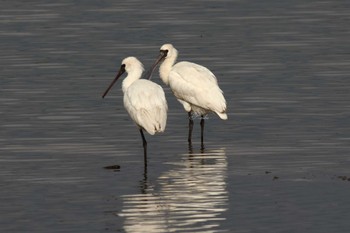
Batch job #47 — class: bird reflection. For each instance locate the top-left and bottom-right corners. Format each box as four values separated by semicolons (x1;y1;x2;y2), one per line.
119;148;228;233
139;161;148;195
188;140;206;154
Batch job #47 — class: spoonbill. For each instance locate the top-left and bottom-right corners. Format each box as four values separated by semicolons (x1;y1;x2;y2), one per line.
146;44;227;149
102;57;168;162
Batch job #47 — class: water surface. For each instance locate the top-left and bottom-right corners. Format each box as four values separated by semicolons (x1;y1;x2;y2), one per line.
1;0;350;232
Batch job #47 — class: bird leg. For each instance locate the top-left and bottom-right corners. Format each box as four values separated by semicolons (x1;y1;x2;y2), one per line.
139;129;147;165
200;115;205;150
187;112;194;143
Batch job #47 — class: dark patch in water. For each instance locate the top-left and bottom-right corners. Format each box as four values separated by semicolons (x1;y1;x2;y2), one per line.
337;175;350;181
104;165;121;171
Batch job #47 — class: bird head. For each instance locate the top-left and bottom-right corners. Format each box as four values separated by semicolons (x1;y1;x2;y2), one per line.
102;57;144;98
142;44;177;81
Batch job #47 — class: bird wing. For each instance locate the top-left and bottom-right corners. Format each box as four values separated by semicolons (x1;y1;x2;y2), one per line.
175;61;218;85
169;62;226;114
124;80;168;134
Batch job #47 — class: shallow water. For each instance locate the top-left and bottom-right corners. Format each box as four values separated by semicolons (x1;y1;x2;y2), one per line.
1;0;350;232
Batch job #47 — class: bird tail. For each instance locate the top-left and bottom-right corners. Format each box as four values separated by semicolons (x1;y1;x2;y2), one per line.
216;111;228;120
138;107;167;135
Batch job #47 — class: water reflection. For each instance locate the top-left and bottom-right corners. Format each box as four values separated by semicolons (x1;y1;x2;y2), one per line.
119;148;228;233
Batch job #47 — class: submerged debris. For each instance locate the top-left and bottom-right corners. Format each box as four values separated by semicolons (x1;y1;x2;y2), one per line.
337;175;350;181
104;164;121;172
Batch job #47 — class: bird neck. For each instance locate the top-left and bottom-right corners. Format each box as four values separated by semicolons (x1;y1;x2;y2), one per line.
159;48;178;86
122;70;142;93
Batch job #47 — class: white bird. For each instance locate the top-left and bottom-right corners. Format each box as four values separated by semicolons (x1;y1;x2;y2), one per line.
146;44;227;149
102;57;168;161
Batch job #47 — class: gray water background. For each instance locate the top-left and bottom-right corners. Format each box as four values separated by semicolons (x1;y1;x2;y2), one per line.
1;0;350;232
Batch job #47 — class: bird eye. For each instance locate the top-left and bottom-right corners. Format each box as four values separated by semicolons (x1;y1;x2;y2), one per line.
160;49;168;56
120;64;126;71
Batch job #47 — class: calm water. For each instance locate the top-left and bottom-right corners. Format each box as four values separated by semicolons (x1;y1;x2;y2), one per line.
1;0;350;232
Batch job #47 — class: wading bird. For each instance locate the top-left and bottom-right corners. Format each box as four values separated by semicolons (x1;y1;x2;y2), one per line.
102;57;168;163
146;44;227;149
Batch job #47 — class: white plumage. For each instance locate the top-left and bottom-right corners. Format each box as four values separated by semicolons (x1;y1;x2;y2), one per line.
102;57;168;159
148;44;227;148
167;61;227;119
123;79;167;135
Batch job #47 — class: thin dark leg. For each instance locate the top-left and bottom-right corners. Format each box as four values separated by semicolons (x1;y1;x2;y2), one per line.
188;112;194;143
139;129;147;165
200;115;205;150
